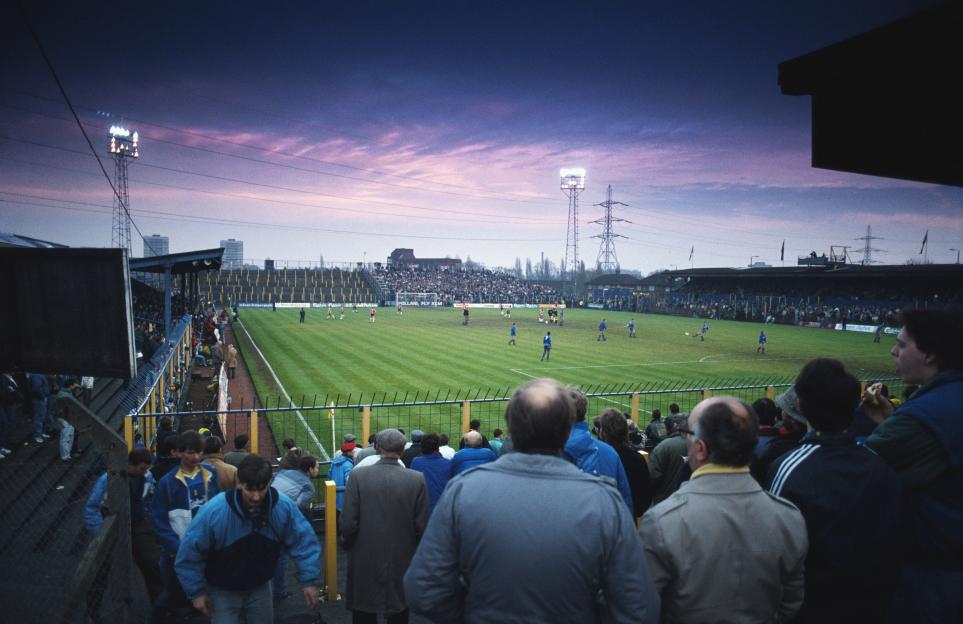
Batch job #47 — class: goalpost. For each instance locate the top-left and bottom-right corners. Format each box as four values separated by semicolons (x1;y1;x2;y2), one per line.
396;292;441;306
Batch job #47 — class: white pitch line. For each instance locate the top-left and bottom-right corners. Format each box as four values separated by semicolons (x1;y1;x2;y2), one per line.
513;355;799;373
236;320;331;461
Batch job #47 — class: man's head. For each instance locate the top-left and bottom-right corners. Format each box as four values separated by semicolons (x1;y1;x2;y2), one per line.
410;430;425;444
469;419;481;431
751;398;780;427
893;309;963;384
463;430;483;448
598;408;629;447
505;378;575;453
651;409;662;421
666;414;687;435
376;428;406;458
794;358;860;432
282;438;297;451
567;386;588;422
127;448;152;478
177;431;204;471
439;433;450;447
233;434;249;451
492;428;503;439
685;397;758;471
203;435;224;456
421;433;441;455
236;454;273;509
157;434;178;459
669;403;680;415
297;453;319;477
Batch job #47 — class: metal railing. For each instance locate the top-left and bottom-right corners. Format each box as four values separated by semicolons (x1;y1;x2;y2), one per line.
130;374;904;467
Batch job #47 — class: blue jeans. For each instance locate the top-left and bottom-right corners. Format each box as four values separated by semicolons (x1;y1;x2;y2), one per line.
156;549;186;611
31;397;49;439
208;581;273;624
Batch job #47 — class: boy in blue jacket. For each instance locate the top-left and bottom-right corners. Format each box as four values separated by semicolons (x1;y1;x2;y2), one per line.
176;453;321;622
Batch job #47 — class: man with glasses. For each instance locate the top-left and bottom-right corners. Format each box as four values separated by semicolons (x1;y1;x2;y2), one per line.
640;397;808;623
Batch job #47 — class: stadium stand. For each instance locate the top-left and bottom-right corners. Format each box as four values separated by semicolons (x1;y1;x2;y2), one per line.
372;266;562;304
202;267;379;305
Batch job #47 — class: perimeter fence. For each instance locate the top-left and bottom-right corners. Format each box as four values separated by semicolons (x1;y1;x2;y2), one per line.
134;373;904;482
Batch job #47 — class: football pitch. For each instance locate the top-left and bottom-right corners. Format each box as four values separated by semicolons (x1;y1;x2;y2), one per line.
232;306;898;459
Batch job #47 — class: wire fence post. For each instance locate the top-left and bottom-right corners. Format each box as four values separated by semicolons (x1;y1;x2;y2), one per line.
362;405;371;446
630;393;640;423
323;480;339;602
461;401;471;437
250;410;259;455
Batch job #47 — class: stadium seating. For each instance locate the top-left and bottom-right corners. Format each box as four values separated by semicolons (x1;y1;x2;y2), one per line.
202;268;378;305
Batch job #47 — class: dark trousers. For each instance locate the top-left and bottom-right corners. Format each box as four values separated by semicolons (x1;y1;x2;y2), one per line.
352;609;409;624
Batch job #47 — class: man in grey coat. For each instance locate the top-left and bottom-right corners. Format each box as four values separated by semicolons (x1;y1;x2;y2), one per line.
640;397;808;623
404;378;660;624
341;428;429;624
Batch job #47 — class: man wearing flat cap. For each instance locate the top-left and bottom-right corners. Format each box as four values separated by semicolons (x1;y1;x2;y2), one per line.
342;428;428;624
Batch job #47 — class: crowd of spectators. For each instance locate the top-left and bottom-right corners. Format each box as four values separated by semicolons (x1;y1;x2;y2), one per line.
371;267;561;304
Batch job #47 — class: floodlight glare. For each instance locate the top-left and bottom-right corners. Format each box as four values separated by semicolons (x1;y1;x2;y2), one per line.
108;126;139;158
560;167;586;190
109;126;131;137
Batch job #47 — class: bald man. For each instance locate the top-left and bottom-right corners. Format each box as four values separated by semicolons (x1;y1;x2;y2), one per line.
449;430;496;476
640;397;808;624
405;378;659;623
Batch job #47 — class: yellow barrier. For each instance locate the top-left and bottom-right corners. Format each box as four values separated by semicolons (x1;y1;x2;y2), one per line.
361;405;371;447
462;401;471;435
630;393;640;422
323;480;339;601
250;411;259;454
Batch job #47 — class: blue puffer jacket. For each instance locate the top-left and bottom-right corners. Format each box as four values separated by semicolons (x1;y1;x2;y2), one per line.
175;487;321;598
564;422;633;512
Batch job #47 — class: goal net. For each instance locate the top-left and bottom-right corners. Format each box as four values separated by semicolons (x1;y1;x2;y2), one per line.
397;292;441;306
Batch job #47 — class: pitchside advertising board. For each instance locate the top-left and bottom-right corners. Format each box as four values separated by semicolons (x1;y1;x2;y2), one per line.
0;247;137;379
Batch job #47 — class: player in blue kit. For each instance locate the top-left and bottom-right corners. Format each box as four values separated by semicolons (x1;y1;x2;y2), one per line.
757;329;767;353
540;331;551;361
508;323;517;346
597;318;607;341
627;319;636;338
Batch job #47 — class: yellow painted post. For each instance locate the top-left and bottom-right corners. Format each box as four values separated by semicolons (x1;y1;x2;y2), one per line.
702;389;712;400
250;411;259;455
630;393;640;423
362;405;371;447
323;480;339;601
766;386;776;400
124;416;134;451
462;401;471;437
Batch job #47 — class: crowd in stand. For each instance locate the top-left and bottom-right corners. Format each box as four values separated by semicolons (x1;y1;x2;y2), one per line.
66;306;962;622
648;292;908;326
371;266;561;304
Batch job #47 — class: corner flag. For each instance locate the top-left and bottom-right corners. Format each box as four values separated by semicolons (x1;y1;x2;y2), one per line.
920;230;928;254
780;240;785;261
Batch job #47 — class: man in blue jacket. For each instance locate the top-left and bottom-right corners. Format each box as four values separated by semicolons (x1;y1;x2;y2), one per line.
176;453;321;622
563;387;633;512
861;309;963;622
152;431;219;616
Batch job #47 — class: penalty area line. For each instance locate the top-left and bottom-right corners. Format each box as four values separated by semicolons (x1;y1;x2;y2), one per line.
236;319;331;462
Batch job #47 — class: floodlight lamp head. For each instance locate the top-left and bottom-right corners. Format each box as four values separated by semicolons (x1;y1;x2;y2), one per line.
560;167;586;190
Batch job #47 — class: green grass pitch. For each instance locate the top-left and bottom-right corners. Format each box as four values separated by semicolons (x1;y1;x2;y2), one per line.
232;306;897;460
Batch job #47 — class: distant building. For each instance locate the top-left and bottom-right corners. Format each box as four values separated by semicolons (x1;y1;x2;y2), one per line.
387;248;462;270
220;238;243;269
143;234;169;258
264;258;275;271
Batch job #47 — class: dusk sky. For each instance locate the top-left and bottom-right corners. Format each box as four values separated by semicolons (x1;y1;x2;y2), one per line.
2;0;960;273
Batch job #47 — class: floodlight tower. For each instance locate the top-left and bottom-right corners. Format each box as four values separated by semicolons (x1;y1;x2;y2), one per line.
108;125;139;256
591;185;630;272
560;167;586;296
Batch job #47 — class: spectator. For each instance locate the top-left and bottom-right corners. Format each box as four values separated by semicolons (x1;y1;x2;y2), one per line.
752;397;780;458
271;450;320;602
862;309;963;622
437;433;456;459
353;434;378;463
598;409;653;519
152;431;220;618
176;454;320;621
223;434;250;467
225;344;238;380
457;419;493;451
647;414;690;505
151;434;181;482
341;428;429;624
410;433;452;514
767;358;901;623
489;428;504;456
0;372;21;458
401;430;424;467
202;435;238;492
450;431;496;476
750;387;807;483
27;372;52;444
641;397;808;623
84;448;162;605
327;445;354;512
643;409;667;450
336;433;358;458
404;378;660;623
562;387;633;512
155;416;176;453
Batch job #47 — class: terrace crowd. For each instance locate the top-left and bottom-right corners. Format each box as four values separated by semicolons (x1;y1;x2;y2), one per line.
371;266;561;304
